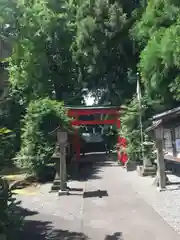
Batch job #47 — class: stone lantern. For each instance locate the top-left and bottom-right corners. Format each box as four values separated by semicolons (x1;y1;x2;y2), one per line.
51;143;61;191
50;126;68;195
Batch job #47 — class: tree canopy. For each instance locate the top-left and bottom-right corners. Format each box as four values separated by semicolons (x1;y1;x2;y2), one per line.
1;0;179;109
7;0;81;105
73;0;140;104
1;0;143;106
133;0;180;108
0;0;180;173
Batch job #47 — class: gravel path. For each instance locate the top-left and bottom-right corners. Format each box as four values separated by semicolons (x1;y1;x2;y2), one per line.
120;168;180;234
16;154;180;239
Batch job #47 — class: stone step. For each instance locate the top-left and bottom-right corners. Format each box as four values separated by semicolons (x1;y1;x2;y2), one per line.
137;165;156;176
53;180;60;186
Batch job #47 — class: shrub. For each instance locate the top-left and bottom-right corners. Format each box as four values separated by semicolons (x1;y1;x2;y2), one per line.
16;98;69;177
120;97;143;162
0;177;22;239
0;128;15;169
120;96;158;163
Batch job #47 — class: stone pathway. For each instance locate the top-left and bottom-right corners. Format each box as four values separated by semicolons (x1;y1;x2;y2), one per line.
17;154;180;239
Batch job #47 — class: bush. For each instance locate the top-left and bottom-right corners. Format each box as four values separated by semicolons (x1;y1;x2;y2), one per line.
0;97;24;169
120;97;143;162
0;128;16;169
120;96;159;164
16;98;69;178
0;177;22;239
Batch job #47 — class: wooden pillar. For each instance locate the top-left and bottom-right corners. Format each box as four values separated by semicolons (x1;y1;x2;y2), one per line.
74;114;80;161
171;127;177;157
76;128;80;161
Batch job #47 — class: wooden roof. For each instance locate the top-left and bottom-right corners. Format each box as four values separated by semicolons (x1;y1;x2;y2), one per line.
152;106;180;121
147;106;180;133
146;120;162;132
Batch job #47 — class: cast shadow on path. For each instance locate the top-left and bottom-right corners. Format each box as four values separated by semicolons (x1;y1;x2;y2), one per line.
105;232;123;240
17;207;88;240
20;220;88;240
21;219;123;240
18;207;123;240
70;153;115;182
83;189;108;198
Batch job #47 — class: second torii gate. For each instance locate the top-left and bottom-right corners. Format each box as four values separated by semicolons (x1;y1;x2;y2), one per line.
67;106;128;164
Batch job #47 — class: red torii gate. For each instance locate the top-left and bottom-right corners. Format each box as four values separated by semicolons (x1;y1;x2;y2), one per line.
67;106;128;164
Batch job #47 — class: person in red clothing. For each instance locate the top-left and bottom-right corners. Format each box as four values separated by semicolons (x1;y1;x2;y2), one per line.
117;137;128;164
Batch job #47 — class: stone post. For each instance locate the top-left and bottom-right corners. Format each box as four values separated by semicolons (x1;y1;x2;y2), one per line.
51;144;61;191
154;126;166;191
60;143;67;191
57;129;68;196
156;139;166;190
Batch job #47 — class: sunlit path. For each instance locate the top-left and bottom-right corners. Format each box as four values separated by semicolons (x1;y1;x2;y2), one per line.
17;154;180;240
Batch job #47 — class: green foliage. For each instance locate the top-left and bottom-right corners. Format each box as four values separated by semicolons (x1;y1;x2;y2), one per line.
0;128;15;168
5;0;83;106
73;0;140;104
132;0;180;47
1;0;142;108
139;16;180;105
120;95;159;162
0;178;22;239
132;0;180;108
0;0;84;176
0;95;25;170
2;0;180;176
120;97;143;161
16;98;69;177
0;128;11;135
